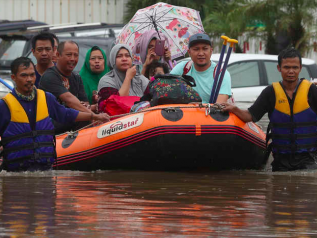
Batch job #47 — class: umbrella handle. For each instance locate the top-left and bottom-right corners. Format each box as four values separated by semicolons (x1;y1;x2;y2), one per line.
209;35;229;104
211;39;238;104
0;78;13;91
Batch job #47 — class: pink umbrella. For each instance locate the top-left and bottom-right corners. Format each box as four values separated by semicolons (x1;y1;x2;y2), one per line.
116;2;205;65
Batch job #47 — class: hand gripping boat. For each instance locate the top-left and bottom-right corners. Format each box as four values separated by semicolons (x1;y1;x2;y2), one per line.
54;104;268;171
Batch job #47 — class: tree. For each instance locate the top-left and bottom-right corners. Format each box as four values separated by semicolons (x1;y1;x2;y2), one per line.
203;0;317;56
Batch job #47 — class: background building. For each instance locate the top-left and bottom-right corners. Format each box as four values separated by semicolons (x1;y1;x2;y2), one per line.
0;0;128;24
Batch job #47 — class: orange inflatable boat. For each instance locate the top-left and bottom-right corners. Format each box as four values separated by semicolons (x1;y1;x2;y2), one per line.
54;104;268;171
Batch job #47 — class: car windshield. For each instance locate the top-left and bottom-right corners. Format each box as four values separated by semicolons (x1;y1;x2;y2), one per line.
0;39;27;68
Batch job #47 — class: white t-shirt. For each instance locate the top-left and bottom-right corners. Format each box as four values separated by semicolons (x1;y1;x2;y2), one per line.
170;60;232;103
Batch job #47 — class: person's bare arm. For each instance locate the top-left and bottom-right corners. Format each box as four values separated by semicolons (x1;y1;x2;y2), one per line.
75;111;110;122
221;102;253;122
216;94;229;103
118;66;136;96
59;92;91;113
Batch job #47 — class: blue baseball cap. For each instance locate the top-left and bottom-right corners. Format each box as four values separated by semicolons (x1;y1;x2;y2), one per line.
188;33;212;48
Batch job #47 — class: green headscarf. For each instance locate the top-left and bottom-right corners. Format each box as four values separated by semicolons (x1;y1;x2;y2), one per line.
79;46;109;104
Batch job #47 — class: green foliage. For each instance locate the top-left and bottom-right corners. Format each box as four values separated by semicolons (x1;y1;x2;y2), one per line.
203;0;317;55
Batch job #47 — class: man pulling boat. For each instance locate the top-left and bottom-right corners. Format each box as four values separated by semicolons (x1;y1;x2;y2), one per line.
0;57;110;172
222;48;317;171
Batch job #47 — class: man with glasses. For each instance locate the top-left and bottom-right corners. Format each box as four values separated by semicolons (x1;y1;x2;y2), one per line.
31;31;55;87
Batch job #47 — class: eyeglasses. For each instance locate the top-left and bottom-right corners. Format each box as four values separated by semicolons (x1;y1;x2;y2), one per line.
90;57;104;61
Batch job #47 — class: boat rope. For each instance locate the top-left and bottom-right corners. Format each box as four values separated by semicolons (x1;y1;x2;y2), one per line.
56;103;225;137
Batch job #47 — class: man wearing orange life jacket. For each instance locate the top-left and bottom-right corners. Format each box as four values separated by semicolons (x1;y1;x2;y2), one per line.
221;48;317;171
0;57;110;172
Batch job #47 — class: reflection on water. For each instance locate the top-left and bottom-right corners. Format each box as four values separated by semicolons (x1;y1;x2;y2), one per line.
1;101;313;237
1;170;317;237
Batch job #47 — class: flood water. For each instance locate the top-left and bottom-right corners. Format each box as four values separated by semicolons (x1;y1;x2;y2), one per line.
1;105;317;237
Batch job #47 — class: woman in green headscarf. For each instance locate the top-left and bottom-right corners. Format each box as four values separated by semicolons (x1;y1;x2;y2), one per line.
79;46;109;105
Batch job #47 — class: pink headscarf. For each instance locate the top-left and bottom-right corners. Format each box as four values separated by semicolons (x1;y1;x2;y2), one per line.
133;29;170;64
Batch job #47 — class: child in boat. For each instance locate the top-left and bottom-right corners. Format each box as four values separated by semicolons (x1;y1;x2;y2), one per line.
144;61;170;80
131;61;170;112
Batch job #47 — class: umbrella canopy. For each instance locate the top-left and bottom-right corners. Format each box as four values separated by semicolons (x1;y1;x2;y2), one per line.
116;2;205;63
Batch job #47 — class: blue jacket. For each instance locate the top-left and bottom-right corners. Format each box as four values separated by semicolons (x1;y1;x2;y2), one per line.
1;89;56;171
269;79;317;154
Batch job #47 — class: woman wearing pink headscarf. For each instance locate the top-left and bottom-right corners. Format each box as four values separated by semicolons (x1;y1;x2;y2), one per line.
133;29;172;76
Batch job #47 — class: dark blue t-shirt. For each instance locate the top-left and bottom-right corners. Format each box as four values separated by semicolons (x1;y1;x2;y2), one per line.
0;89;79;135
34;63;56;88
34;67;42;88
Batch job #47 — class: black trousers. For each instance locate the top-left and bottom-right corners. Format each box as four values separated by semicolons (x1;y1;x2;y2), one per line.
272;151;317;171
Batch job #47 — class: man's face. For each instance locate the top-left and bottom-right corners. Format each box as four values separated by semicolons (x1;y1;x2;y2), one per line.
11;64;35;95
188;43;213;68
32;39;53;65
277;57;302;83
57;42;79;74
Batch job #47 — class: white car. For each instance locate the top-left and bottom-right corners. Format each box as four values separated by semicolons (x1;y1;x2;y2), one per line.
179;53;317;102
0;78;13;98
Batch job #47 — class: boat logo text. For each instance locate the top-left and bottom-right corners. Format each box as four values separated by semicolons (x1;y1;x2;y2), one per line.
97;114;144;138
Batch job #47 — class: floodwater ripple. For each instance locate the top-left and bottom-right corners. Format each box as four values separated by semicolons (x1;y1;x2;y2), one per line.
0;170;317;237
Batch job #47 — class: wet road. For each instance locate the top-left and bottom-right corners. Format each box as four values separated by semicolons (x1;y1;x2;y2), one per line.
1;105;317;237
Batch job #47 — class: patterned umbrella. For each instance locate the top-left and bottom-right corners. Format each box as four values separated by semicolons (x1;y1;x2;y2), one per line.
116;2;205;63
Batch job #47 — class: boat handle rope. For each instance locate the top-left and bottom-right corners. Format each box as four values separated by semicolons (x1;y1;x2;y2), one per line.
57;103;225;137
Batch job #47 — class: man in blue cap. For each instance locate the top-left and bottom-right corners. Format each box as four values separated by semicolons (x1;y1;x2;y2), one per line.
170;33;232;103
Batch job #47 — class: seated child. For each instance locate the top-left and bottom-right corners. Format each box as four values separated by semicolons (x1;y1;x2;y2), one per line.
144;61;170;80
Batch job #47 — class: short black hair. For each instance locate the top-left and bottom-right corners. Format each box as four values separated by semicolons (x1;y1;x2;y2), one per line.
57;40;79;54
144;61;169;79
278;47;302;67
11;57;35;75
50;32;59;45
31;31;54;49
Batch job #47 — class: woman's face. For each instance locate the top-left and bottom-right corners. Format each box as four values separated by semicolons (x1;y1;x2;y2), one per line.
89;50;105;74
148;39;160;61
115;48;132;72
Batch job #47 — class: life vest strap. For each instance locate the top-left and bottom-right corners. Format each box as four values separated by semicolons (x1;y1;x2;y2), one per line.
271;121;317;128
272;132;317;140
3;142;55;154
273;142;317;150
1;130;55;146
3;152;55;165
